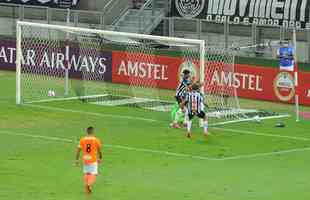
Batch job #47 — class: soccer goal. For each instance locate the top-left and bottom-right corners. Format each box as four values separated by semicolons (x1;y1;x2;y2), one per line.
16;21;260;124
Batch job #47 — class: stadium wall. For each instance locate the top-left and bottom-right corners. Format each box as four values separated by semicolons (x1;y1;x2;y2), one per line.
0;39;309;106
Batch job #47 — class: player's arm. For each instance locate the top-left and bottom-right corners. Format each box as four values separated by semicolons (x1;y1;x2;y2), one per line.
97;140;103;164
75;144;81;166
202;95;209;108
97;148;103;164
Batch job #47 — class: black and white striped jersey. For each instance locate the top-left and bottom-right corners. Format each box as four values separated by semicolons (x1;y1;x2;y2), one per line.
175;78;191;98
185;91;204;114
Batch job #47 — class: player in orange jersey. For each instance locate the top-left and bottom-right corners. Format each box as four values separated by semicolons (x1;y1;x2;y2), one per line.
75;126;102;194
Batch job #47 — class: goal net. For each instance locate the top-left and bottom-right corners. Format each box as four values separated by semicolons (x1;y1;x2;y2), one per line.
16;21;251;124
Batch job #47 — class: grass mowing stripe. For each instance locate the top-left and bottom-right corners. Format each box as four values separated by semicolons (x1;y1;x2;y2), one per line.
0;130;218;161
0;130;74;143
214;127;310;141
1;130;310;161
25;104;161;123
219;147;310;160
26;104;310;142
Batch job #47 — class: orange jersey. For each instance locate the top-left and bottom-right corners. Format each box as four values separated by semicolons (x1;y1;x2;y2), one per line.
79;136;102;164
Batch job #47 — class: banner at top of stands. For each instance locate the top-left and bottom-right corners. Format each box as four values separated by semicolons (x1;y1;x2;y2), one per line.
171;0;310;29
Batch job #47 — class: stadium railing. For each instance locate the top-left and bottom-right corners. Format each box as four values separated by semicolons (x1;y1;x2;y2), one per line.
0;2;310;62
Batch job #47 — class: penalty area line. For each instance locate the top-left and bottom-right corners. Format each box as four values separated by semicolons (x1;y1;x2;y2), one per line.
213;127;310;141
1;130;310;161
23;104;310;142
219;147;310;160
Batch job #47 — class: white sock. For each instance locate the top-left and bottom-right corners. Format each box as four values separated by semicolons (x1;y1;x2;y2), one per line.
203;121;208;134
187;120;192;133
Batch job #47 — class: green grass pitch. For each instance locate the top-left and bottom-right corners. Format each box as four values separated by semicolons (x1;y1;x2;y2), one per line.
1;70;310;200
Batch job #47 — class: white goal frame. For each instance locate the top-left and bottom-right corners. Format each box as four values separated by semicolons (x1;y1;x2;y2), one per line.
16;21;206;105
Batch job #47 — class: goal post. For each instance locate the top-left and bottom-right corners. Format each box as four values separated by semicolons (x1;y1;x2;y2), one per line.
16;20;206;104
16;21;22;105
292;29;300;122
16;21;257;125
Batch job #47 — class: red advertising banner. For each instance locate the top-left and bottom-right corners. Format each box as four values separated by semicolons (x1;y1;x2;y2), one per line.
232;65;294;103
112;51;183;90
299;71;310;106
111;50;310;106
1;38;309;106
232;64;310;106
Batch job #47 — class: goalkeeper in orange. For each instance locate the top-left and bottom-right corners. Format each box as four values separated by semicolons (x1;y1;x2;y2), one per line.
75;126;102;194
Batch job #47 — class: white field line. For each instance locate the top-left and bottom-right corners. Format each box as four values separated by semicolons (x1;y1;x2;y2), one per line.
26;94;110;104
1;130;310;161
219;147;310;160
0;130;218;161
214;127;310;141
211;114;290;126
24;104;310;142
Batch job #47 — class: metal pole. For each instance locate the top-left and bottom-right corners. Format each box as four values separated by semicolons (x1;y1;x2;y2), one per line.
64;8;70;96
198;19;202;39
293;29;300;122
16;22;22;104
19;5;24;21
46;7;51;24
169;17;174;37
251;24;257;46
307;29;310;62
199;39;206;127
100;13;104;30
152;0;155;16
74;11;78;27
16;5;24;37
224;19;229;49
163;17;168;36
196;19;201;39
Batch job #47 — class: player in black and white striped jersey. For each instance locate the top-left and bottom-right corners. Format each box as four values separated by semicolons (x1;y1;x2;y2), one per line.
175;70;191;103
182;83;208;138
170;69;192;129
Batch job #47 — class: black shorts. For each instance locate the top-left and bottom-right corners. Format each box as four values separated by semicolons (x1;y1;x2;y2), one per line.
188;111;206;120
175;96;184;104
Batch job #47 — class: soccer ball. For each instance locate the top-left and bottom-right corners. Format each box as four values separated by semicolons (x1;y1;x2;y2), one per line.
215;111;221;119
48;90;56;97
253;115;261;123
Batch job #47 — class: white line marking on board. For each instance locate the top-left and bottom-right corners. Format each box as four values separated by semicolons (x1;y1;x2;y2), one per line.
24;104;310;142
25;104;160;123
1;130;310;161
214;127;310;141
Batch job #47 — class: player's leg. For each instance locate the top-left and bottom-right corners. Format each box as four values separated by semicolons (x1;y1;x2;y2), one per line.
183;107;189;127
83;173;92;194
186;113;194;138
83;163;98;194
170;102;181;128
88;174;97;186
198;111;208;136
171;97;183;128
